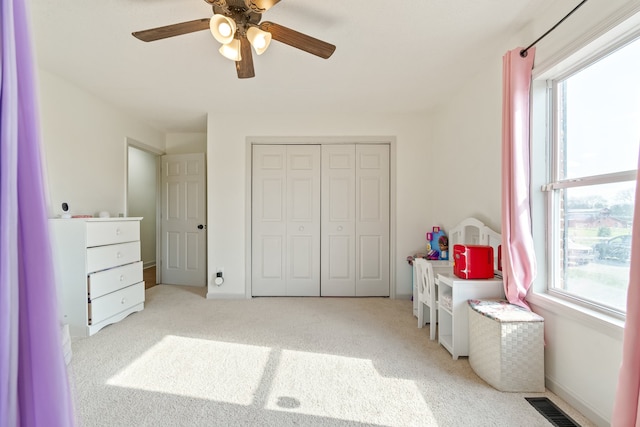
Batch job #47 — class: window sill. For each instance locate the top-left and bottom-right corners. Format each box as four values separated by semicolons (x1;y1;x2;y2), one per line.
527;292;624;340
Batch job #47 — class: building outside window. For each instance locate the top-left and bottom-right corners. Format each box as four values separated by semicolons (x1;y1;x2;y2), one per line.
544;35;639;316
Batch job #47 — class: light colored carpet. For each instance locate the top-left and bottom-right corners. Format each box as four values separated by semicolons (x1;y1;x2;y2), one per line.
68;285;595;426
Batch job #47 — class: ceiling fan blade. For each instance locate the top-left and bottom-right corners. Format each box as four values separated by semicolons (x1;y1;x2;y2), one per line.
132;18;211;42
236;36;255;79
244;0;281;13
259;21;335;59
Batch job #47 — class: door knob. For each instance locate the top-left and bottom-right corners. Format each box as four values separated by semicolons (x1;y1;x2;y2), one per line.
197;224;205;230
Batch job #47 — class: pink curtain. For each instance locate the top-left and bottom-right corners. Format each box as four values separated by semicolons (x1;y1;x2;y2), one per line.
501;47;537;309
1;0;76;425
612;156;640;426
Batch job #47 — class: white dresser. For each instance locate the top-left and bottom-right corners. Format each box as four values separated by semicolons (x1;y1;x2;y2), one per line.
49;218;145;337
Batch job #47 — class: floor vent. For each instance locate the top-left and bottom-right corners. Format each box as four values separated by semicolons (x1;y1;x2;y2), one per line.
525;397;581;427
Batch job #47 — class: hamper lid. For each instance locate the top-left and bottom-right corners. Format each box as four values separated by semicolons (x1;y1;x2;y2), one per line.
468;299;544;323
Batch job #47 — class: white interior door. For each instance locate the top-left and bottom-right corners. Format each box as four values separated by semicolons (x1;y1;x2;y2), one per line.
355;145;390;296
161;153;207;286
321;145;356;296
252;145;320;296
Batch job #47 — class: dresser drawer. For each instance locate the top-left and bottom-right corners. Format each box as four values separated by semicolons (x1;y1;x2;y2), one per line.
86;241;141;273
89;282;145;326
88;261;143;299
86;221;140;247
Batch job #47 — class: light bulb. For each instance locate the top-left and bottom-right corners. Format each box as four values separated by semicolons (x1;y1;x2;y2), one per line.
246;27;272;55
253;35;266;49
218;22;232;38
210;14;236;44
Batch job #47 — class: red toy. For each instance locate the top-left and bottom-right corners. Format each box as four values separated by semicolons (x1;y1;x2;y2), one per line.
453;244;494;279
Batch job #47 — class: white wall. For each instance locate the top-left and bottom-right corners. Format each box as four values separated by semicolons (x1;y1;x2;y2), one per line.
127;146;157;267
38;70;164;218
429;58;504;234
166;132;206;154
426;1;640;425
206;112;435;299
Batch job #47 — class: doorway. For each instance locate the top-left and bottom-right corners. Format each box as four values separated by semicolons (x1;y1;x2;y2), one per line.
126;140;162;288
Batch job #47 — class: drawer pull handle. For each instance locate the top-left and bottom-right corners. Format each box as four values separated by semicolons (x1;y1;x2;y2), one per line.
119;275;125;282
121;298;126;304
117;252;123;258
116;228;121;235
338;226;343;231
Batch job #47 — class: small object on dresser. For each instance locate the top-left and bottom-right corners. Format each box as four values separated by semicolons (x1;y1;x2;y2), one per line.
61;202;71;219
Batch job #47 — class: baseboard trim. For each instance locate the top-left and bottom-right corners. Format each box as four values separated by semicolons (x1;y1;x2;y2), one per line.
545;375;609;427
206;292;247;300
143;261;156;269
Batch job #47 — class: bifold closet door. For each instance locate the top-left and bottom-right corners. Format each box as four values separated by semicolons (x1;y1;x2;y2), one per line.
251;145;320;296
321;145;356;296
321;144;390;296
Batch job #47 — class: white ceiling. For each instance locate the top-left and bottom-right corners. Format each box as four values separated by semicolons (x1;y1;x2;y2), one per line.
28;0;555;133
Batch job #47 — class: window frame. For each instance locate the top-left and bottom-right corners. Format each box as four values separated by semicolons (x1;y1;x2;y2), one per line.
543;39;638;318
529;12;640;330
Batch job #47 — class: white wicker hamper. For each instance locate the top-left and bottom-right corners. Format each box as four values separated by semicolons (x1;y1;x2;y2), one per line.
467;299;545;392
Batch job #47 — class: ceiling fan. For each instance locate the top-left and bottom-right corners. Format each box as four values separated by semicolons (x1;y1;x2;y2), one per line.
132;0;336;79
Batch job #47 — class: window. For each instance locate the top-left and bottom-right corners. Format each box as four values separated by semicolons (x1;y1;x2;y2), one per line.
544;36;639;316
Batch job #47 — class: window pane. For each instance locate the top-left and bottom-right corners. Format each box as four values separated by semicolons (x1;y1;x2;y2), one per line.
554;181;635;313
559;38;640;179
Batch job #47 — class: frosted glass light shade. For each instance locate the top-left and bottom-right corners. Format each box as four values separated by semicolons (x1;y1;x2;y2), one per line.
210;14;237;44
246;27;272;55
219;38;242;61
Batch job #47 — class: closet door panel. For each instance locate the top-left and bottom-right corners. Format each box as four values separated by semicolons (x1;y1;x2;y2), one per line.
286;145;320;296
355;145;390;296
321;145;356;296
252;146;287;296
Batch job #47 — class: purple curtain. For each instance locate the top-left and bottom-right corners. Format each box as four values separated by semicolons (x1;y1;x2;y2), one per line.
501;47;537;309
1;0;76;425
612;156;640;426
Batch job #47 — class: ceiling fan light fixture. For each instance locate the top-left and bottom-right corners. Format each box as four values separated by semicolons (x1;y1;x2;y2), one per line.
219;38;242;61
210;14;237;44
246;26;272;55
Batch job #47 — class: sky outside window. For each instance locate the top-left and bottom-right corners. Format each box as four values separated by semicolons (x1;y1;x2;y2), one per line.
564;37;640;179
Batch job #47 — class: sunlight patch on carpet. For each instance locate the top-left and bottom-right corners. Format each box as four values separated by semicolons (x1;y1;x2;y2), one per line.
266;349;436;425
106;335;271;405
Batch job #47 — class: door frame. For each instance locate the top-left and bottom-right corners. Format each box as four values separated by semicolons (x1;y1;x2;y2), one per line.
244;136;397;299
124;137;164;284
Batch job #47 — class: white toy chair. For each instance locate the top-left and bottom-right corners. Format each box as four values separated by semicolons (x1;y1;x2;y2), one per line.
415;258;438;340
